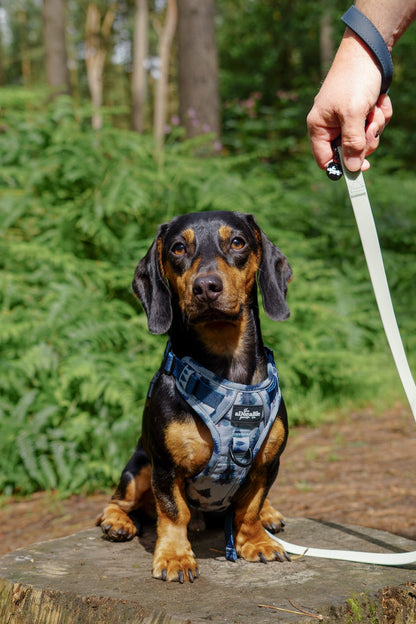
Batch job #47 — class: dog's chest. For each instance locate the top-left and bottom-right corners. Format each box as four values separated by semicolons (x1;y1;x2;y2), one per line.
158;346;282;512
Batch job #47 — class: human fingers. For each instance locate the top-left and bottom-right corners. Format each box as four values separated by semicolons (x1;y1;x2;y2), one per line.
306;107;341;170
364;94;393;156
339;112;368;172
339;92;393;170
378;93;393;126
307;127;340;170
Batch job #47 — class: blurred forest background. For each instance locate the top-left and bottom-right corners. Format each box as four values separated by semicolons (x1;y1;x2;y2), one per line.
1;0;415;498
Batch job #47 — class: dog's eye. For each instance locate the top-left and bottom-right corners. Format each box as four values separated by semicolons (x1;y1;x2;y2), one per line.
230;237;246;251
171;242;186;256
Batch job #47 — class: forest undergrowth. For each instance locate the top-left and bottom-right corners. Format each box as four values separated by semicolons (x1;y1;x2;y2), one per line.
1;91;415;497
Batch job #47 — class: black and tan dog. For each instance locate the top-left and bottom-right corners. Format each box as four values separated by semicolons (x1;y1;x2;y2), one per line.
97;210;292;582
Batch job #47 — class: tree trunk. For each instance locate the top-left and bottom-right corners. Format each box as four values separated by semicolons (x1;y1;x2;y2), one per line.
0;24;4;86
132;0;148;133
319;6;334;78
18;9;31;85
43;0;71;95
85;2;117;130
153;0;177;153
177;0;220;138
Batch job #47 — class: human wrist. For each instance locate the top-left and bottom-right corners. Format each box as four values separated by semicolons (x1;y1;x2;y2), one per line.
354;1;395;50
354;0;416;51
333;31;383;91
341;6;393;93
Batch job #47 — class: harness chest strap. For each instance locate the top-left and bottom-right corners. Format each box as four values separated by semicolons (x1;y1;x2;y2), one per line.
160;345;281;515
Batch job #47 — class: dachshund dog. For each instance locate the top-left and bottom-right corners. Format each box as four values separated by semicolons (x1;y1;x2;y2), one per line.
97;211;292;583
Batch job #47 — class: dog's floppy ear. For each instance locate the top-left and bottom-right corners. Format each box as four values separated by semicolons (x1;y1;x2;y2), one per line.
255;223;292;321
132;227;172;334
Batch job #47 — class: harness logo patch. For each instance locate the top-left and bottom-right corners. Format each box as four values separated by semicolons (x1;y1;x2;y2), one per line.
231;405;263;427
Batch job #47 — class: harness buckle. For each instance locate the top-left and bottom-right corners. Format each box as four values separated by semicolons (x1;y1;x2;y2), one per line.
163;350;175;375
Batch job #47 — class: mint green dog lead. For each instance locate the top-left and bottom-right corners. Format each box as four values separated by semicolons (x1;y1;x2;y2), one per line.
268;151;416;565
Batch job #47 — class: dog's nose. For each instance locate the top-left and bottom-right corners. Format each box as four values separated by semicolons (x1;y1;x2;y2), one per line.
193;274;223;302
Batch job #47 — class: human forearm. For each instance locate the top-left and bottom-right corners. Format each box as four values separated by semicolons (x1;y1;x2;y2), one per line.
355;0;416;50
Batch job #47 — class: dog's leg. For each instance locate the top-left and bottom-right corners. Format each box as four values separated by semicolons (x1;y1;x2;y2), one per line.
260;498;285;533
233;416;290;562
234;479;289;563
96;442;154;541
151;468;199;583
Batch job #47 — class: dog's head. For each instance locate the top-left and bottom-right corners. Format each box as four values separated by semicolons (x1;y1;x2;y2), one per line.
133;211;292;335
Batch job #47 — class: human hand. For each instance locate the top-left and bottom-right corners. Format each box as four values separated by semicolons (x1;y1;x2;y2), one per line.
307;31;393;172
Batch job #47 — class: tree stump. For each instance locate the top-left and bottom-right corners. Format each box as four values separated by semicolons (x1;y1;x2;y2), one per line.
1;518;415;623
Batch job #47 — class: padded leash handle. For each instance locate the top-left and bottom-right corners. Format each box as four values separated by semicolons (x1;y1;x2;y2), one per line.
341;6;393;95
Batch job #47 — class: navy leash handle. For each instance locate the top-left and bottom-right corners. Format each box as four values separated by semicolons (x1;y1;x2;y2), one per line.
341;6;393;94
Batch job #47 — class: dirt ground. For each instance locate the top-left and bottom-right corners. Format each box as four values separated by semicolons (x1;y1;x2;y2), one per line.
1;404;415;556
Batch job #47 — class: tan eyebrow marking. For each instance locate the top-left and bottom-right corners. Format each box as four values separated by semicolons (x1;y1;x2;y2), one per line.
182;228;195;244
218;225;232;241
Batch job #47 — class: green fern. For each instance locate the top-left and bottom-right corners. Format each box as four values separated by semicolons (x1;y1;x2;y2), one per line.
0;89;414;495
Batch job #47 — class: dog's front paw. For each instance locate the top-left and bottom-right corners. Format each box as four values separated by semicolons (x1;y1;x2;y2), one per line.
236;523;291;563
96;502;137;541
152;542;199;583
260;498;286;533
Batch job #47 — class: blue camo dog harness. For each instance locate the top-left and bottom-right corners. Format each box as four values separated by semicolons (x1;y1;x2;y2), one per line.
149;344;282;560
158;343;282;511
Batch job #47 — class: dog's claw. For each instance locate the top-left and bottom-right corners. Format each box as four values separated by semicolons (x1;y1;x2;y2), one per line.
259;552;268;564
161;569;167;581
284;551;291;562
275;551;284;562
188;569;194;583
97;505;137;542
264;518;286;533
178;570;184;584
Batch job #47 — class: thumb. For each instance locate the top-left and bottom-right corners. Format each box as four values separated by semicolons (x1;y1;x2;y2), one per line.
341;118;367;172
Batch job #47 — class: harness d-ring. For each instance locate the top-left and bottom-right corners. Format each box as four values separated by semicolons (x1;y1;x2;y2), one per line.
229;447;253;468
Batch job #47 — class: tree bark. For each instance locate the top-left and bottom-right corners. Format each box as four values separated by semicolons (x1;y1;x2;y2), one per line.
43;0;71;95
177;0;220;138
18;9;31;85
153;0;177;153
85;2;117;130
319;6;334;78
0;24;4;86
132;0;148;133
